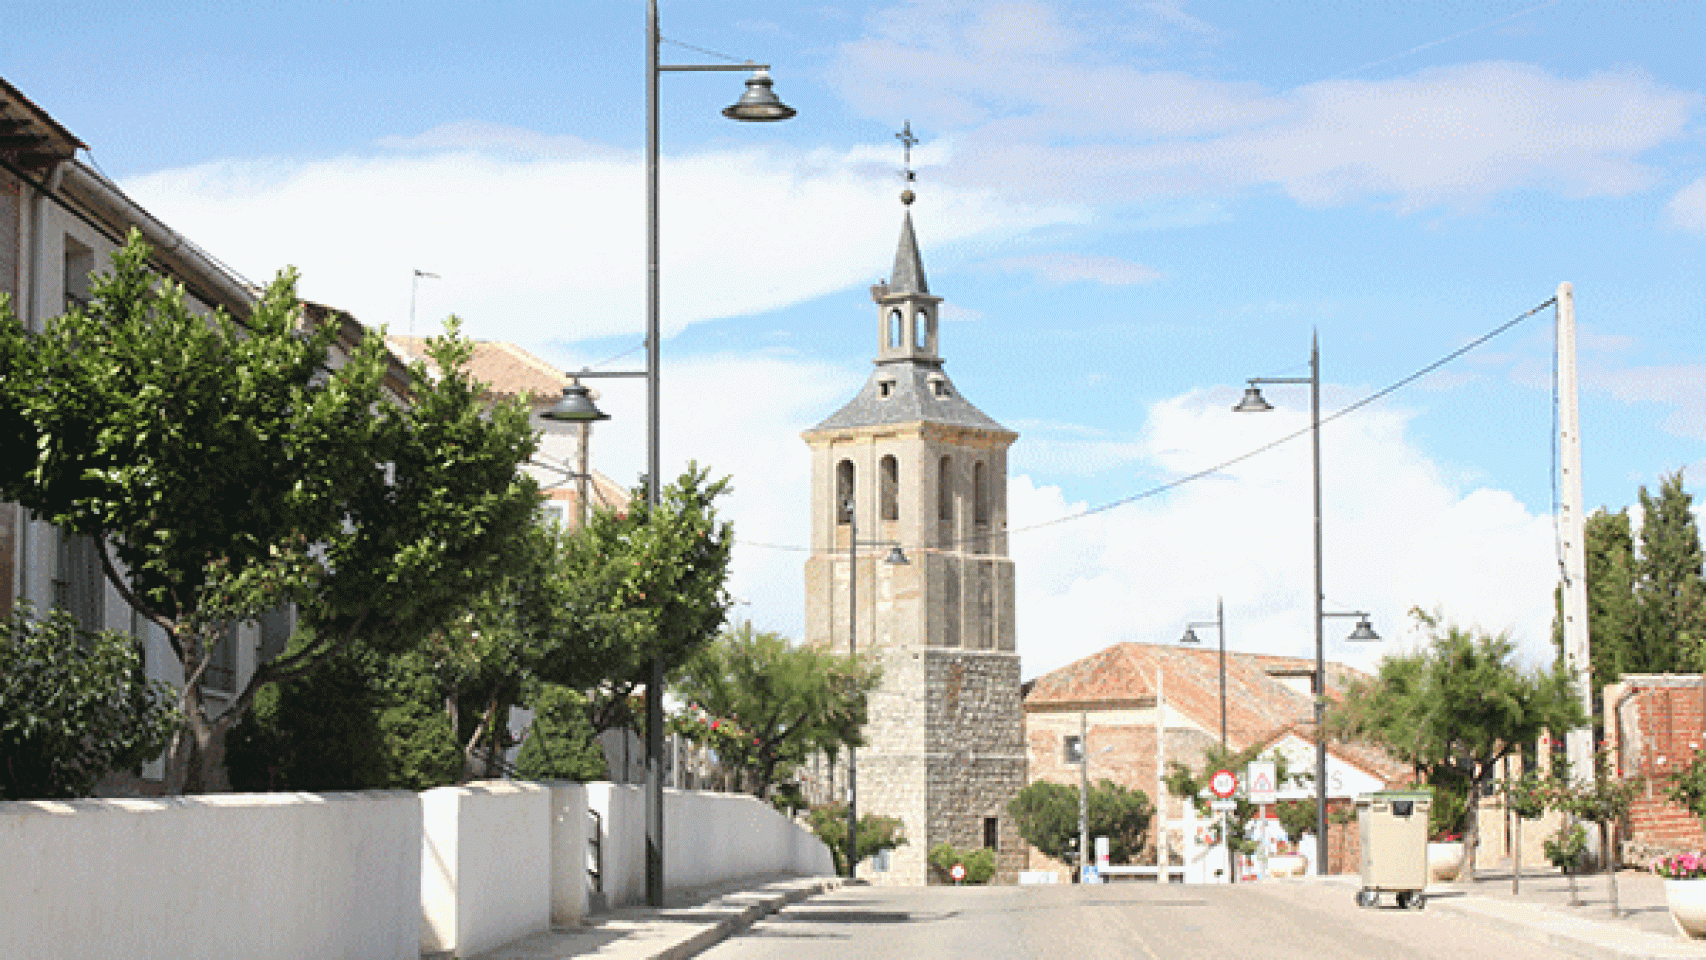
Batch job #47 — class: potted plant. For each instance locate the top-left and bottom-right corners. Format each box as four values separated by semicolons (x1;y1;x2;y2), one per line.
1662;750;1706;937
1427;832;1465;883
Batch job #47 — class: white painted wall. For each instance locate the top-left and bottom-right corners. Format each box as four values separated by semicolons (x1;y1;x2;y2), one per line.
419;781;551;958
587;784;836;908
0;791;420;960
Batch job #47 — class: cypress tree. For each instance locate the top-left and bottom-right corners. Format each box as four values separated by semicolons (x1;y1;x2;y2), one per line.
1633;470;1706;673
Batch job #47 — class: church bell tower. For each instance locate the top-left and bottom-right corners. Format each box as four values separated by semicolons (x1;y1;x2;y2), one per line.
802;155;1025;884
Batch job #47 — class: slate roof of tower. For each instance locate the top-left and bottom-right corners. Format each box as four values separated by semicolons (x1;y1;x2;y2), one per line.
810;362;1011;433
890;211;928;295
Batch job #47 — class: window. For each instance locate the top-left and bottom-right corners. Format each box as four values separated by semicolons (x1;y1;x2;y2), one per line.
879;455;899;522
203;624;237;695
888;309;903;349
54;529;104;637
63;237;94;312
836;460;854;525
930;378;950;398
984;816;999;851
915;309;929;349
878;380;895;399
1063;735;1083;764
973;461;988;526
937;456;952;524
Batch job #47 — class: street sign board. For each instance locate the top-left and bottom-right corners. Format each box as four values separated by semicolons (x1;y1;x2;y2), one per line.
1210;799;1237;813
1210;768;1237;799
1247;760;1277;805
950;863;966;882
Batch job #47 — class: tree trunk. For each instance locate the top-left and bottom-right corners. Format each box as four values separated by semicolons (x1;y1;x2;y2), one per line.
1457;787;1479;882
1512;813;1523;895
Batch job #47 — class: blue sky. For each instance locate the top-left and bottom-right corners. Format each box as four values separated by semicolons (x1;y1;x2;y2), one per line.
9;0;1704;677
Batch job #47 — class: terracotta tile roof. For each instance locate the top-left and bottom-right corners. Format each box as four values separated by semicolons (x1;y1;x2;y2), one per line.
540;470;631;516
1024;641;1411;784
386;336;569;405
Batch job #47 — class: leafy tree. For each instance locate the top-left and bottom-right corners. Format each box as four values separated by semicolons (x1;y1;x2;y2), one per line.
1008;778;1154;866
1585;509;1639;684
806;803;906;877
928;842;996;884
0;236;540;792
1331;609;1584;881
515;684;608;782
1635;470;1706;673
0;605;178;799
673;622;879;797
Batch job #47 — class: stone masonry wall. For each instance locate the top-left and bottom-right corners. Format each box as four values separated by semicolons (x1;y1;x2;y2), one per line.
926;649;1026;882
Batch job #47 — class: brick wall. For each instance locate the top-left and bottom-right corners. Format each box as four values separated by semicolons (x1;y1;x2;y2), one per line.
1607;676;1706;861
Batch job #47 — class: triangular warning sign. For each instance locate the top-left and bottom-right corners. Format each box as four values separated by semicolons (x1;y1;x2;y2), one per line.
1254;773;1273;792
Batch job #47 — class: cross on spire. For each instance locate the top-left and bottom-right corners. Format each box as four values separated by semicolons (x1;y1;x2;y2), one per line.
897;121;918;205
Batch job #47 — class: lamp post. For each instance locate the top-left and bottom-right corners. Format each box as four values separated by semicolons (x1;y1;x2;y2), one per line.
844;497;907;878
545;6;793;906
1180;597;1227;750
1234;331;1380;876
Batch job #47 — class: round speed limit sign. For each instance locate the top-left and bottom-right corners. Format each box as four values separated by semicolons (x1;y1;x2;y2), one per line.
950;863;967;882
1210;768;1237;799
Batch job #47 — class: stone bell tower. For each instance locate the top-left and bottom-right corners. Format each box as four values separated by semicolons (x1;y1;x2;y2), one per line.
802;186;1026;885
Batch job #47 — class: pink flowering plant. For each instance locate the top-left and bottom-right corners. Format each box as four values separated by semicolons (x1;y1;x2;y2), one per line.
1654;852;1706;880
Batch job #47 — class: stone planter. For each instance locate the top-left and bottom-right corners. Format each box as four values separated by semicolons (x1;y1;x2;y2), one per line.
1666;878;1706;939
1427;842;1464;882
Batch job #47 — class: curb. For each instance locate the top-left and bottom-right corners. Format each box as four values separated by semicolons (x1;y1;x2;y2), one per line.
1430;893;1705;960
649;877;843;960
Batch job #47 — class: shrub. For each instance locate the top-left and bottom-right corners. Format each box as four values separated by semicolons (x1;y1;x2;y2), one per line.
928;842;996;884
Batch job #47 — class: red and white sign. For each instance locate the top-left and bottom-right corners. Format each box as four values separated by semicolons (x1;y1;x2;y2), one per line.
950;863;967;882
1247;761;1277;805
1210;768;1237;799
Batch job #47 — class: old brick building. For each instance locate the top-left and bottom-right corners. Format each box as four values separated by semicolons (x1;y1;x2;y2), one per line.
1024;642;1410;876
801;195;1025;884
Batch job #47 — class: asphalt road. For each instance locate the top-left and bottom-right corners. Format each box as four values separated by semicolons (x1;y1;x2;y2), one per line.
699;880;1562;960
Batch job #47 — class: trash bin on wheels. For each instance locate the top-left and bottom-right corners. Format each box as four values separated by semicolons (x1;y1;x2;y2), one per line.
1355;790;1432;910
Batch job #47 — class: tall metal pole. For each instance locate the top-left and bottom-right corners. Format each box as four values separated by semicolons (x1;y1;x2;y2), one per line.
1311;331;1328;877
1078;710;1089;882
1216;596;1226;749
1557;283;1594;779
847;501;859;878
644;0;666;908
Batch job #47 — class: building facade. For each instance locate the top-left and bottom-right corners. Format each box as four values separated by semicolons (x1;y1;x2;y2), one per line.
801;199;1026;884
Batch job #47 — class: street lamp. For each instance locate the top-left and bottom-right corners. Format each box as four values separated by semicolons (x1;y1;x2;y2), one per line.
545;3;793;906
1234;330;1381;876
1179;598;1227;750
844;497;907;878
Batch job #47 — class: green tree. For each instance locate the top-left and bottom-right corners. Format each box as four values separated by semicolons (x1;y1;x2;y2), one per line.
1331;609;1584;881
806;803;907;877
673;622;879;797
1635;470;1706;673
1008;778;1154;867
0;235;540;792
515;684;608;782
0;605;179;799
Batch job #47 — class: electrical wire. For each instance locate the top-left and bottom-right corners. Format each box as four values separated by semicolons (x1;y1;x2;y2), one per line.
735;296;1559;555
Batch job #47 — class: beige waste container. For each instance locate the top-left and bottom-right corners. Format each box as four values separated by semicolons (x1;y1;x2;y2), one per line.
1355;791;1432;909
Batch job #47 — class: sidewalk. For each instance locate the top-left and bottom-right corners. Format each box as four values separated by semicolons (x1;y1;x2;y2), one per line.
1392;867;1706;959
462;875;843;960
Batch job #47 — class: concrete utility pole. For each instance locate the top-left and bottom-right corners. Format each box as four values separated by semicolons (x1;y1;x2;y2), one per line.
1155;666;1167;882
1557;282;1595;779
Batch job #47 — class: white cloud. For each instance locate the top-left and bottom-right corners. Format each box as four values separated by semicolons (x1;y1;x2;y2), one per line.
121;141;1081;343
998;251;1162;285
1666;175;1706;232
1007;388;1559;679
831;1;1697;210
1589;364;1706;440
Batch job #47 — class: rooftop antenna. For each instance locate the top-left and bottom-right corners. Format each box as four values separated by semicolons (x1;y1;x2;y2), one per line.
896;120;918;206
409;269;440;335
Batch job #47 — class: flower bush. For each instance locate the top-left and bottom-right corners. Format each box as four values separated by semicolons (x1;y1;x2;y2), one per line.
1654;852;1706;880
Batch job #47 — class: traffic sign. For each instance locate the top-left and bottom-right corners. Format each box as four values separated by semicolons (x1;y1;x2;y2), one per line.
950;863;966;882
1210;768;1237;799
1210;799;1237;813
1247;760;1277;805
